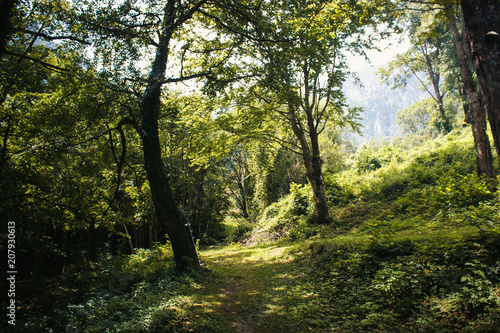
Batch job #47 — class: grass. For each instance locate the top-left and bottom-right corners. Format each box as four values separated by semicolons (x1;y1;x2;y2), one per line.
201;243;309;332
18;219;500;332
193;220;499;332
17;128;500;332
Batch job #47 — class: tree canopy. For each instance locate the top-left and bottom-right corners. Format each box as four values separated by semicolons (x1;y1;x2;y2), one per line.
1;0;499;277
3;0;500;331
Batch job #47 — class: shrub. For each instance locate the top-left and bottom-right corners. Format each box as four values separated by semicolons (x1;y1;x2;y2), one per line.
224;214;254;242
295;234;500;332
119;243;173;282
255;183;315;240
354;141;403;174
333;128;480;204
396;170;495;216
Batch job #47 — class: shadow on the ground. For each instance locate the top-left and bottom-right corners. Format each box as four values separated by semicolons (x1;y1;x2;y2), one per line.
186;243;316;333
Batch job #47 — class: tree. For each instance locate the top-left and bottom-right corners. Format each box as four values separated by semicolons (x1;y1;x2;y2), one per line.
379;5;455;134
1;0;204;276
0;44;152;277
461;0;500;166
446;4;495;178
223;148;254;218
231;1;393;224
72;0;274;269
135;0;204;270
394;0;495;178
396;98;434;135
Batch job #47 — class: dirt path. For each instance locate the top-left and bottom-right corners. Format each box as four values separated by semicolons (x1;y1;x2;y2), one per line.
200;244;300;333
220;277;254;333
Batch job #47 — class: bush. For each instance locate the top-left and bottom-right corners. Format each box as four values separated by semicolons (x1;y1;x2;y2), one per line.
396;169;495;216
295;235;500;332
332;128;479;204
224;214;254;242
324;172;355;205
354;141;403;174
253;183;315;241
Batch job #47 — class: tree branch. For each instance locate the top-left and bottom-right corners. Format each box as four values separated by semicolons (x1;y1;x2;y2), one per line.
16;27;91;45
4;50;69;72
162;72;210;84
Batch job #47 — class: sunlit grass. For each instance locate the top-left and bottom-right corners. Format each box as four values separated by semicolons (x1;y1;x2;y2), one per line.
22;128;500;332
195;242;319;332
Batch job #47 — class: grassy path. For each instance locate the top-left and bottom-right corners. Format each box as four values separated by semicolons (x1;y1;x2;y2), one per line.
186;243;314;333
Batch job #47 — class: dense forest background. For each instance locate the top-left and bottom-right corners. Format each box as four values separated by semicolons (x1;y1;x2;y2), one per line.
1;0;500;332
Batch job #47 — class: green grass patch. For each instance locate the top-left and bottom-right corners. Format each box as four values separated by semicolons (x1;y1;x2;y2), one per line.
19;128;500;332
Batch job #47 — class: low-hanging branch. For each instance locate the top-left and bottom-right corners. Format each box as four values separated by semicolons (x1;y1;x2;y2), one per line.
16;27;91;45
4;50;69;72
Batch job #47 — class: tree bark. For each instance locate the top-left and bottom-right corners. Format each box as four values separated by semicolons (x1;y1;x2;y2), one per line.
286;102;330;224
139;0;199;271
421;45;451;133
448;9;495;179
461;0;500;164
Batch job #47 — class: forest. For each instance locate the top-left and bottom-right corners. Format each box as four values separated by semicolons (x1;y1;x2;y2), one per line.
1;0;500;332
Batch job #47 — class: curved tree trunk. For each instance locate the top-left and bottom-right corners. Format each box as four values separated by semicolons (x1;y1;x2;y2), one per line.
448;9;495;179
286;102;330;225
461;0;500;163
139;0;199;271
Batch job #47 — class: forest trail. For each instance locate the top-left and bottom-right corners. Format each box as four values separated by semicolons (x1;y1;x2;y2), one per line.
198;243;306;333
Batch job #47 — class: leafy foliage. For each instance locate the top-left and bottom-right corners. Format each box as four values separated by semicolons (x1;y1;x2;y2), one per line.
255;183;315;242
332;128;479;202
290;235;500;332
4;0;500;332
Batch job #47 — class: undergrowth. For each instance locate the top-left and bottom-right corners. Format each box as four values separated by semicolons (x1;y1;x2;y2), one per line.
289;232;500;332
17;244;227;333
15;128;500;332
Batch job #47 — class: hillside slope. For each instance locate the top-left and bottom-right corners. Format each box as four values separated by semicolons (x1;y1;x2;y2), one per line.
15;129;500;333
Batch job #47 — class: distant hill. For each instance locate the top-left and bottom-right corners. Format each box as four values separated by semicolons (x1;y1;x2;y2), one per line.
343;65;427;143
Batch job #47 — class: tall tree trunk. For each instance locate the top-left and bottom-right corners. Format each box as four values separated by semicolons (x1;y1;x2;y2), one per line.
286;102;330;224
421;46;451;133
461;0;500;163
139;0;199;271
448;9;496;179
